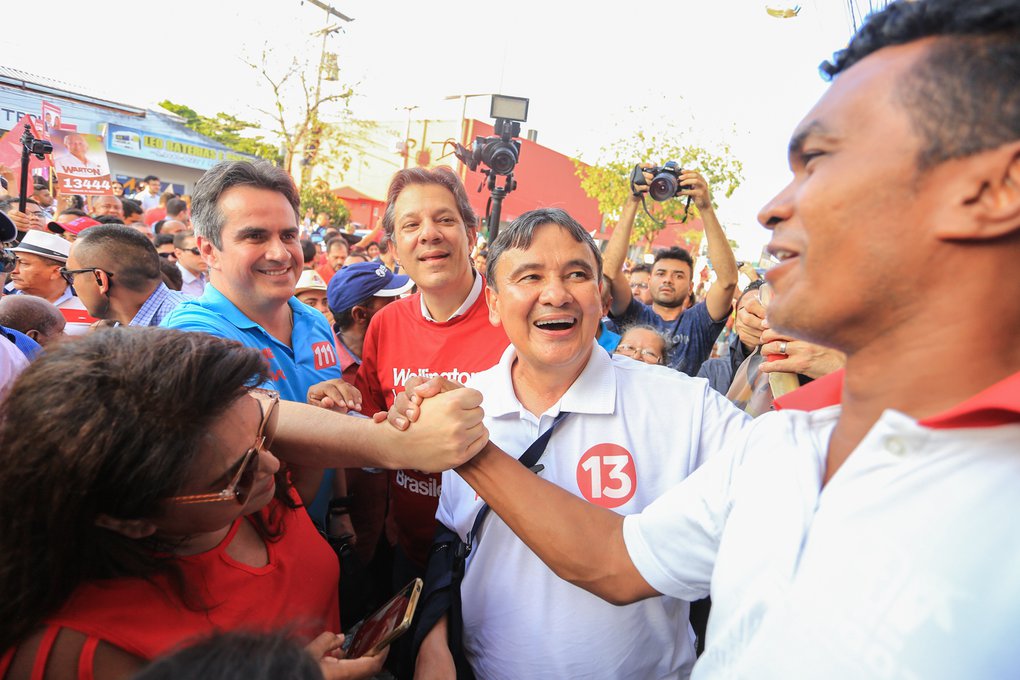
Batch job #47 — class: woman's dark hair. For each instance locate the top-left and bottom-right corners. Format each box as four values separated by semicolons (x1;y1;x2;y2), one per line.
131;631;323;680
0;329;270;651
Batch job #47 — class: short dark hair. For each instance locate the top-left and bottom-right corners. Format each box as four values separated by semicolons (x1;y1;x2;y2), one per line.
166;197;188;217
631;263;651;275
325;236;348;254
121;198;143;219
192;161;300;249
820;0;1020;170
300;238;316;264
382;167;478;240
486;208;602;290
142;174;159;183
74;225;161;292
94;215;126;225
154;233;175;247
0;296;63;338
159;258;183;290
653;247;694;274
172;230;196;249
131;632;323;680
153;220;167;234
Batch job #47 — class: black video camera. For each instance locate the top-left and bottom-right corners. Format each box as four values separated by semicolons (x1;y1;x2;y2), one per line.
454;95;529;177
631;161;687;202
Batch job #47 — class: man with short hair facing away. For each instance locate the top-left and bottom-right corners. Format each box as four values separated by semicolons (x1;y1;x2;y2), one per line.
318;167;510;600
173;231;207;297
0;295;66;346
165;197;190;226
66;225;186;327
133;175;162;211
5;231;94;335
604;171;738;376
405;2;1020;677
91;195;124;221
143;191;177;227
414;209;748;680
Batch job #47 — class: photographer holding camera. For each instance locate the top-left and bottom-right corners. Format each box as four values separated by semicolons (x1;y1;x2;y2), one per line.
603;166;738;376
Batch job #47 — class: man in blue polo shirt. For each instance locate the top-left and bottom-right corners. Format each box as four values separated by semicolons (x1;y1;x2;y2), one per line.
162;160;345;512
162;160;342;401
602;168;738;376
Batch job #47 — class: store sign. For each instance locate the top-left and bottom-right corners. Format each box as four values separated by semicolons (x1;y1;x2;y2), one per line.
105;123;256;170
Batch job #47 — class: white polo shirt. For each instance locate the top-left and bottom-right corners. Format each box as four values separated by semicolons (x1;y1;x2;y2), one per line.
438;344;750;680
624;371;1020;680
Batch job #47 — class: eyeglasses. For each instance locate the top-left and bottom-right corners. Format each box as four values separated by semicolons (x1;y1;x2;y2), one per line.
177;247;200;256
158;252;175;259
167;388;279;505
615;344;662;364
59;267;108;285
630;282;649;290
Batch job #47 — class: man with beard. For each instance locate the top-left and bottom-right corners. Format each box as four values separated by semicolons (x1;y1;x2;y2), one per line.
604;171;738;376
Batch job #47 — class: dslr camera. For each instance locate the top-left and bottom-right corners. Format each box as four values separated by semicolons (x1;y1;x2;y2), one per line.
631;161;688;202
454;95;529;177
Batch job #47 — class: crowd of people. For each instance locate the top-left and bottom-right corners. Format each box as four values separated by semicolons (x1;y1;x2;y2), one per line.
0;1;1018;678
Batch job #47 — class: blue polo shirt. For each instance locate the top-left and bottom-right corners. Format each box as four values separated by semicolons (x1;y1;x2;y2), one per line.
160;283;342;401
611;298;725;377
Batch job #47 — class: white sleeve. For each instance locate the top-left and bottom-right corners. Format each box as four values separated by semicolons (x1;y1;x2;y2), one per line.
623;424;750;601
694;379;752;468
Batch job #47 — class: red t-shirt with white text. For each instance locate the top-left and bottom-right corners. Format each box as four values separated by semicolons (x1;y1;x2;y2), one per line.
355;288;509;568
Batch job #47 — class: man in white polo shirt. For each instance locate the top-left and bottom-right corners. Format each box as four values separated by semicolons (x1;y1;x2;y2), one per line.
413;209;748;679
5;231;94;335
404;1;1020;678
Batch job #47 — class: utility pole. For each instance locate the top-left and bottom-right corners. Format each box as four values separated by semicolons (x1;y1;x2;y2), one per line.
300;0;353;185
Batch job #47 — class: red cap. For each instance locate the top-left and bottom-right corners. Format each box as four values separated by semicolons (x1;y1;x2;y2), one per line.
48;216;101;236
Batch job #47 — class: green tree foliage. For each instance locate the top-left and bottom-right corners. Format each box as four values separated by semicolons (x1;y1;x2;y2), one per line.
158;100;281;162
299;178;350;227
575;129;744;248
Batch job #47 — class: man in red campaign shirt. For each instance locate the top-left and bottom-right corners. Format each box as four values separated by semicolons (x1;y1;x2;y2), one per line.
357;168;507;575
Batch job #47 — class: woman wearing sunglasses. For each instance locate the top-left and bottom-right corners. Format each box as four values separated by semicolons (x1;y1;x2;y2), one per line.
0;329;390;680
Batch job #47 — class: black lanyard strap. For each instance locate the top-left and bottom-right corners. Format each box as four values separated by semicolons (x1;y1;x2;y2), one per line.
461;410;571;556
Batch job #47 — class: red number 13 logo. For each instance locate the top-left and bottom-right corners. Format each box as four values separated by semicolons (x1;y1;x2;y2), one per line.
576;444;636;508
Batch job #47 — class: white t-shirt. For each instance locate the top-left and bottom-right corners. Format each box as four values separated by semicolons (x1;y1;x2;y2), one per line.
437;345;750;680
624;403;1020;679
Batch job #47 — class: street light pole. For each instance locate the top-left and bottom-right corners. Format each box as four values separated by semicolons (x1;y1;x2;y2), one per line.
402;105;419;169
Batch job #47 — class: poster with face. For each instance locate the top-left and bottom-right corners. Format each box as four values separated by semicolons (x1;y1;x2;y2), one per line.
51;130;113;196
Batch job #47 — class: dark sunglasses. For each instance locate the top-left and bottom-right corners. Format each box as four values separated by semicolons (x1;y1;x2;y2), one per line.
158;252;175;259
177;247;201;256
59;267;108;286
167;389;279;505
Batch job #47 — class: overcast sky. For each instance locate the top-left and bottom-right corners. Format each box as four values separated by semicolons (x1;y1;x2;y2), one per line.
3;0;861;258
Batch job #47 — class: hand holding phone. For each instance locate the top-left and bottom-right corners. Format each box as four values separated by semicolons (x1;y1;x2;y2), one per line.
342;578;423;659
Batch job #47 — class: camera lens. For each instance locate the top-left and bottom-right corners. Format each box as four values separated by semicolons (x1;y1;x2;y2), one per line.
483;141;518;176
649;173;678;202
